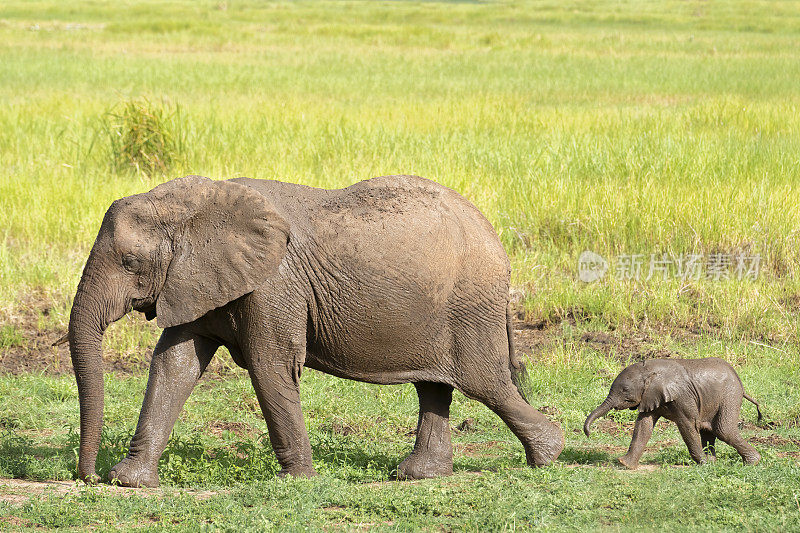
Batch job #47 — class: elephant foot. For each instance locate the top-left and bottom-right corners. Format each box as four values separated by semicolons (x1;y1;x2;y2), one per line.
397;451;453;480
277;465;318;479
109;458;159;488
617;455;639;470
78;466;101;485
742;451;761;465
524;422;565;467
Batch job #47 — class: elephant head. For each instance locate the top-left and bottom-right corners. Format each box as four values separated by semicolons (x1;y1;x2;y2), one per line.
68;176;289;482
583;360;689;436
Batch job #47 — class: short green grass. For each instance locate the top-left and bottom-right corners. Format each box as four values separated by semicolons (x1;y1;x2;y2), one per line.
1;340;798;530
1;0;800;530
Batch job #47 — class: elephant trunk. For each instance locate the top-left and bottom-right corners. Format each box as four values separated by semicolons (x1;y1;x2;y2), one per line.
584;397;614;437
68;259;126;482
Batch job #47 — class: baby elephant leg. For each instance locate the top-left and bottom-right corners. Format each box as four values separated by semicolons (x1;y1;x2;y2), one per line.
675;418;707;465
700;430;717;460
715;404;760;465
715;426;760;465
717;432;760;465
619;413;658;469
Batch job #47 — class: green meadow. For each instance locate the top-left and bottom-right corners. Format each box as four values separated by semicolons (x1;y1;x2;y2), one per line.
1;1;800;530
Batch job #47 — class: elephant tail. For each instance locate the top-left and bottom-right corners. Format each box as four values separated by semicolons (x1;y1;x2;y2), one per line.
743;392;762;422
507;307;529;403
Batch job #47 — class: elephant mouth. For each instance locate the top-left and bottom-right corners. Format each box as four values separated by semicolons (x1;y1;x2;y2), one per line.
132;298;157;321
625;400;641;411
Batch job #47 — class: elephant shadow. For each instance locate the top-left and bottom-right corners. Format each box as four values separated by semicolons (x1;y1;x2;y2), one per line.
0;430;79;481
557;446;615;465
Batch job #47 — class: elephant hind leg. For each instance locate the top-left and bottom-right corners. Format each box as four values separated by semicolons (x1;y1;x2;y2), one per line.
715;430;760;465
700;430;717;459
462;382;564;467
714;403;760;465
450;314;563;467
714;422;760;465
397;382;453;480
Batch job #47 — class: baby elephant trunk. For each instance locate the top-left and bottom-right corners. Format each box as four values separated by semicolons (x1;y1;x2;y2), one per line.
584;397;613;437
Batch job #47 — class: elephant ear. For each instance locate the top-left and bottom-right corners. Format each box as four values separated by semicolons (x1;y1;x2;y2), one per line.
639;364;690;413
151;176;289;329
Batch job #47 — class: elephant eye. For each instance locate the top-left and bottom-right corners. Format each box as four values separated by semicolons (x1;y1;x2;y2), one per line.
122;253;142;273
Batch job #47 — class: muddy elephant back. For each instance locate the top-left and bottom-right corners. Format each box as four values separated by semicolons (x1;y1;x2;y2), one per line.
320;175;508;288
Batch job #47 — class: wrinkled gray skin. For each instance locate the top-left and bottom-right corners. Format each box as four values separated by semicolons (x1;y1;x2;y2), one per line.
68;174;564;487
584;358;761;469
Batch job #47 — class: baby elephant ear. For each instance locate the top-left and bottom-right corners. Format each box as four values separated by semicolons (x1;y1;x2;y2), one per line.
153;177;289;329
639;367;689;413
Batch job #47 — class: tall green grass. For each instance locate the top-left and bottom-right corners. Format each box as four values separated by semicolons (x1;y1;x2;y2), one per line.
1;2;799;345
1;3;800;529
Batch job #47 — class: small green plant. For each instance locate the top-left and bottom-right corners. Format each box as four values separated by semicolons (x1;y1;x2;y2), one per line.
106;98;183;176
0;324;25;349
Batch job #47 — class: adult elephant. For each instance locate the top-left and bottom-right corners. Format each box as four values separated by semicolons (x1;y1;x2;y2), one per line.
67;174;564;487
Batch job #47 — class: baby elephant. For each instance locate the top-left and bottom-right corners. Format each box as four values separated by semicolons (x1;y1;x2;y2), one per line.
584;358;762;469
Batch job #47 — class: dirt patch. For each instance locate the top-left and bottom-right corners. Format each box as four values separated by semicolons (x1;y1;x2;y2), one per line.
511;317;705;364
0;293;74;375
0;515;32;528
0;478;152;506
0;302;259;378
588;418;674;438
0;477;221;506
589;419;633;437
776;451;800;460
455;418;476;432
747;417;800;429
0;340;147;376
320;420;358;436
537;405;561;418
747;433;800;448
456;441;502;458
578;331;673;361
0;293;157;376
208;421;257;439
512;319;552;358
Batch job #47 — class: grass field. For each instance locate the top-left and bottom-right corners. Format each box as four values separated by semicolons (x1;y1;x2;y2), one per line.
1;0;800;530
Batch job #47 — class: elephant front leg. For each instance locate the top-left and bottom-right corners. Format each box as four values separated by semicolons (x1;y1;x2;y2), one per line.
618;413;658;469
109;329;217;487
675;418;707;465
397;382;453;480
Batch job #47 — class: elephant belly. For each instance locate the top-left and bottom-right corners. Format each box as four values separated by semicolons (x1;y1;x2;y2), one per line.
304;302;455;385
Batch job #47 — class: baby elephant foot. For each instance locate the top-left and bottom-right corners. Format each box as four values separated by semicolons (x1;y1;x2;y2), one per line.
691;454;709;465
108;458;159;488
617;455;639;470
397;451;453;480
277;465;318;479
